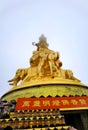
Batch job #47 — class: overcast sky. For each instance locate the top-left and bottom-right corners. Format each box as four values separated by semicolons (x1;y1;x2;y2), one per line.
0;0;88;97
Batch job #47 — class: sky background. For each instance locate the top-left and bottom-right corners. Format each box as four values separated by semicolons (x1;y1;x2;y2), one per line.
0;0;88;97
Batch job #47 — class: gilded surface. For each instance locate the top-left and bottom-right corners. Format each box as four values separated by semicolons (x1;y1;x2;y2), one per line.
2;84;88;101
8;35;81;88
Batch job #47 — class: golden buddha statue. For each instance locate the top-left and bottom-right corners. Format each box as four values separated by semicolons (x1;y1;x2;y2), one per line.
8;34;80;88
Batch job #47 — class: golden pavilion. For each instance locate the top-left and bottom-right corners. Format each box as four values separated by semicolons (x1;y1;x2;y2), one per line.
0;35;88;130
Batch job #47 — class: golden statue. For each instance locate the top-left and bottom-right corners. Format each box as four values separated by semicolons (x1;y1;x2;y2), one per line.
8;34;80;87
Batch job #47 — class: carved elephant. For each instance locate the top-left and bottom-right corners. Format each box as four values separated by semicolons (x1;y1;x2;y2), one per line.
8;68;28;86
59;69;80;82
